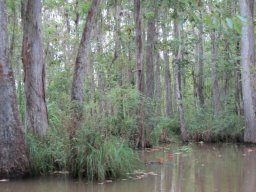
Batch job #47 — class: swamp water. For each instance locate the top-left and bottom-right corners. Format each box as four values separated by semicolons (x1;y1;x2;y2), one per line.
1;144;256;192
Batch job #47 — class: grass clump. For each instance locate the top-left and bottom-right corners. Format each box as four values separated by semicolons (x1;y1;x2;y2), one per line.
26;127;139;181
71;128;140;181
26;128;69;175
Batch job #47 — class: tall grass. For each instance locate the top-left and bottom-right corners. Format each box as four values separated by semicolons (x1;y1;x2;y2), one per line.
26;128;69;175
26;126;139;180
71;128;139;180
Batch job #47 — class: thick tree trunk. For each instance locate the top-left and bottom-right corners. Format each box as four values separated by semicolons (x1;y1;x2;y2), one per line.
70;0;100;133
22;0;48;137
0;0;28;179
134;0;145;148
162;24;172;116
174;19;188;142
240;0;256;143
210;30;221;116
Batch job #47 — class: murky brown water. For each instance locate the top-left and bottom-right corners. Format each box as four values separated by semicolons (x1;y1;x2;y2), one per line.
1;144;256;192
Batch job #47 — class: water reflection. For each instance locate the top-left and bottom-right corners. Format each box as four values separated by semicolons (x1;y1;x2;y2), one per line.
242;147;256;192
1;144;256;192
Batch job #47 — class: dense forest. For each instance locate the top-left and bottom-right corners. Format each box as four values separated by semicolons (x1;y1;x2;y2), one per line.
0;0;256;180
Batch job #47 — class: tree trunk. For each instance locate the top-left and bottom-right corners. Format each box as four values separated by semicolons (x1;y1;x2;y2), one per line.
162;23;172;116
0;0;28;179
145;2;156;99
196;15;204;107
174;18;188;142
134;0;145;148
210;30;221;116
22;0;48;137
240;0;256;143
70;0;101;133
235;41;243;115
155;52;162;115
112;2;123;119
95;16;106;120
172;60;177;112
223;41;231;109
112;3;121;69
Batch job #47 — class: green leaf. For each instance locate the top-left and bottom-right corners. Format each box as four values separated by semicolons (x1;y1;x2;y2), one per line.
233;17;242;34
204;15;212;26
237;15;247;23
226;18;233;29
144;11;155;19
81;2;91;14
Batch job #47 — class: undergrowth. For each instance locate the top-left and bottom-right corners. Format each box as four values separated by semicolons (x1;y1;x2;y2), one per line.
26;127;139;181
185;107;244;142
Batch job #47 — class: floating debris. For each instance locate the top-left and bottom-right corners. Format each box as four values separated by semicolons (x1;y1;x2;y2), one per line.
53;171;69;175
0;179;9;182
147;171;158;176
247;148;256;153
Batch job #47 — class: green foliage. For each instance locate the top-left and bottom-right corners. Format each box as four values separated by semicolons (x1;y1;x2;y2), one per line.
71;128;140;180
18;0;249;181
107;85;140;113
144;11;155;19
27;97;140;180
185;107;244;141
26;129;69;175
26;126;139;180
179;145;193;153
150;114;181;145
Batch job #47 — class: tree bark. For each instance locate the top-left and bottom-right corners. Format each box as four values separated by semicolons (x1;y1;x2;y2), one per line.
210;30;221;116
22;0;48;137
112;2;124;119
95;16;107;119
70;0;101;133
174;18;188;142
0;0;28;179
235;41;243;115
145;2;156;100
155;52;162;115
162;24;172;116
196;14;204;107
134;0;145;148
240;0;256;143
111;3;121;70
